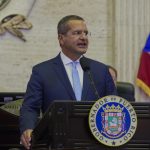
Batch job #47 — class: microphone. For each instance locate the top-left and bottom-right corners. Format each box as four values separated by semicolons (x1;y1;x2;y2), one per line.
80;57;100;100
80;57;90;71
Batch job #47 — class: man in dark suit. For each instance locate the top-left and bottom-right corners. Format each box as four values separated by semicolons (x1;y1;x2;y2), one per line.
108;65;117;86
20;15;117;149
108;65;135;101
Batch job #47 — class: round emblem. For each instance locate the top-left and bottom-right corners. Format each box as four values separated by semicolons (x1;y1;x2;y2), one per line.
89;95;137;147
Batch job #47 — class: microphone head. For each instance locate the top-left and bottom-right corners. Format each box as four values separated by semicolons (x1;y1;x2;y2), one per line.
80;57;90;71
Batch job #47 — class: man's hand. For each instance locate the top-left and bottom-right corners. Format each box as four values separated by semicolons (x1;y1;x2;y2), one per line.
20;129;33;149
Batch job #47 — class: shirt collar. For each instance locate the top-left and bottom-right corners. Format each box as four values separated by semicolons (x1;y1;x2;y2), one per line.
60;52;82;65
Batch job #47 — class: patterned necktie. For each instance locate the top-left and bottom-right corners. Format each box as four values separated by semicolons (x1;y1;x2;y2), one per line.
72;61;82;101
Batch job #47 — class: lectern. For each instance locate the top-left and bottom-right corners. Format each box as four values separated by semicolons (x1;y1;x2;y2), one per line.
31;101;150;150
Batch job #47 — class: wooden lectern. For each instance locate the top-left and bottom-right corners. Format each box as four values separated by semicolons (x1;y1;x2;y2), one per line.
31;101;150;150
0;100;150;149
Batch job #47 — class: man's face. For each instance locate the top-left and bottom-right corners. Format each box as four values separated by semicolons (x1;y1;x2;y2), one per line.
58;20;89;60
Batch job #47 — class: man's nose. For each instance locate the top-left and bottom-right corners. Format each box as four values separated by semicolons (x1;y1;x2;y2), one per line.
79;32;88;39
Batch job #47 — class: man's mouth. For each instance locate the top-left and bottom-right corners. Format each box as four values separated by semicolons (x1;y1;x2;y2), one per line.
77;43;87;48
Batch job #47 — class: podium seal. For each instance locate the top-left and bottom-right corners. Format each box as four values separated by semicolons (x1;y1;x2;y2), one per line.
89;95;137;147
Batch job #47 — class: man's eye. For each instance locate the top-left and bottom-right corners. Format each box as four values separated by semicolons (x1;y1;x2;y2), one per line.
84;31;88;35
71;31;89;36
73;31;81;35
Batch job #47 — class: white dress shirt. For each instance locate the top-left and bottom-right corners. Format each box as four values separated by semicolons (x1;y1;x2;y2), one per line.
60;52;83;90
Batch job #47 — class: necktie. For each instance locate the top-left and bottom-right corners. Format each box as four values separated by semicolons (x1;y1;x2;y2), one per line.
72;62;82;101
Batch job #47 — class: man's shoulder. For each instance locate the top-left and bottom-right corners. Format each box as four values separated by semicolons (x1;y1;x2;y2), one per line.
85;57;107;69
33;55;60;69
34;59;52;68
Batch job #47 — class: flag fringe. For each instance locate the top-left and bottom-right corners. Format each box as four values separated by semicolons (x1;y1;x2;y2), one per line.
136;78;150;96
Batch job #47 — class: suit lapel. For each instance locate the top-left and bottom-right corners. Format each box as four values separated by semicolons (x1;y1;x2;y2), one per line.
51;54;91;101
52;54;76;100
81;71;90;100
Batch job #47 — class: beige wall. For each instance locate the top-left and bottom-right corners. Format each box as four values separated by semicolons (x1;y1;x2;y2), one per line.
114;0;150;101
0;0;150;101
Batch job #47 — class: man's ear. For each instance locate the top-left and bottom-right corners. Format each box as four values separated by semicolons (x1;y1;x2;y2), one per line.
58;34;64;45
58;34;62;40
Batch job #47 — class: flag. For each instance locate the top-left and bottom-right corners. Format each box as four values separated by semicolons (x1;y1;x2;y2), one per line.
136;34;150;96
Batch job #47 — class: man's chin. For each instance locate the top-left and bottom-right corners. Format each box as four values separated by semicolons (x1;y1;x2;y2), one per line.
77;51;86;56
78;48;87;54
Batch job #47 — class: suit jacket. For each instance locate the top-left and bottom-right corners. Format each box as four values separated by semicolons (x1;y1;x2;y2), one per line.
20;54;117;133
